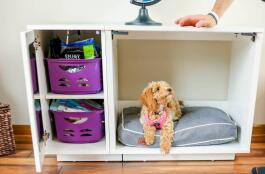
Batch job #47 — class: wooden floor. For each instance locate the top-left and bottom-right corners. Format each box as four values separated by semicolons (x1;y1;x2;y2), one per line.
0;125;264;174
0;143;265;174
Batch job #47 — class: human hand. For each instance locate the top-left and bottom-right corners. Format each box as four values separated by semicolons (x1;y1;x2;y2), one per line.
175;14;217;28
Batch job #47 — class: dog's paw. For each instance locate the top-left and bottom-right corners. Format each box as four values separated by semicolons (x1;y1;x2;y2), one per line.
160;147;170;155
138;137;146;145
145;137;155;145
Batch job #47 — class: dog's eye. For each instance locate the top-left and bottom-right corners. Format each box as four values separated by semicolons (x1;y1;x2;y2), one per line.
156;87;160;91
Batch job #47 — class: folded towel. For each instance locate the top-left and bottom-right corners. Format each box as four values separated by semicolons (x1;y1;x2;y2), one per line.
50;99;103;112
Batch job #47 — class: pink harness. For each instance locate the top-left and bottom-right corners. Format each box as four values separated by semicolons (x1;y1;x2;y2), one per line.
144;111;167;129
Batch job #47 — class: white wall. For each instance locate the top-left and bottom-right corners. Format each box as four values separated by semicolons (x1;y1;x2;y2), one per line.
118;40;231;100
0;0;264;124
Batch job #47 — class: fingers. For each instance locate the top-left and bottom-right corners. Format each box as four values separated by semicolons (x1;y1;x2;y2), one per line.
175;16;190;25
176;15;204;27
176;15;216;28
175;18;181;24
195;20;210;28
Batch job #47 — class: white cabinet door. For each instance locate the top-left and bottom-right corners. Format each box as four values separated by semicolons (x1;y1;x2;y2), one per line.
20;30;46;172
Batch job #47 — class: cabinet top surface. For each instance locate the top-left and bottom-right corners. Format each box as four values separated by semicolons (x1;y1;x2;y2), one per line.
27;24;264;33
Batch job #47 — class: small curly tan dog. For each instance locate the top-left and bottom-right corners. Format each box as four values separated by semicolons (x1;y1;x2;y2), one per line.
140;81;182;154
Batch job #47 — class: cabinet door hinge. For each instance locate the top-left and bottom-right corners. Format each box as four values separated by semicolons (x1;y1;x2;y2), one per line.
33;35;41;50
42;131;50;146
112;31;129;39
235;32;257;42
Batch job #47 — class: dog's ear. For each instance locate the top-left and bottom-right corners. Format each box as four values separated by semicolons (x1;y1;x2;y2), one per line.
167;97;177;109
140;88;151;106
140;88;157;112
178;100;184;108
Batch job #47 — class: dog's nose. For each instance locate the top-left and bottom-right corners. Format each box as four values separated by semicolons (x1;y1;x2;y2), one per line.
167;88;172;92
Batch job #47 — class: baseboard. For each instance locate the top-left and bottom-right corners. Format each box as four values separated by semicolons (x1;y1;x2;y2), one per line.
13;125;32;144
252;124;265;143
13;125;31;135
252;124;265;134
12;124;265;144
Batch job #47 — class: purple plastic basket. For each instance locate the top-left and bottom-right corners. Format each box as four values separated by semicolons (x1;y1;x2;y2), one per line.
52;110;105;143
36;111;43;140
31;59;38;93
47;59;102;94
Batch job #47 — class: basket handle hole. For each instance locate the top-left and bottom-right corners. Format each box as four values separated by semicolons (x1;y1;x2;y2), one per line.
64;133;74;137
64;129;74;132
78;83;90;87
80;129;92;132
59;83;71;87
77;78;88;82
59;65;86;73
59;78;70;82
80;134;92;137
64;117;88;124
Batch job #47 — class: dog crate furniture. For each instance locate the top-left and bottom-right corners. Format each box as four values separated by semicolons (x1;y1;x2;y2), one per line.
21;25;264;172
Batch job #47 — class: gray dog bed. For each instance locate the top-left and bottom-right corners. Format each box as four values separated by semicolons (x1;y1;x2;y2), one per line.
117;107;237;147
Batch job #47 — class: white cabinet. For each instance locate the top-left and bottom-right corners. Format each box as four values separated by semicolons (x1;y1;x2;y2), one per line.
21;25;264;172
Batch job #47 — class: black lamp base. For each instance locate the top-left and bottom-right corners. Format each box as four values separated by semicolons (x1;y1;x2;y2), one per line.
126;7;162;26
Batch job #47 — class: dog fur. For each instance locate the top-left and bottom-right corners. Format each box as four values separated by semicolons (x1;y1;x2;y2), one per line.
140;81;182;154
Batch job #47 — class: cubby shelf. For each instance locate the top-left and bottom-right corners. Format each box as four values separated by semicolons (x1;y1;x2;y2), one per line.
33;92;104;99
46;138;107;155
34;93;40;99
45;92;104;99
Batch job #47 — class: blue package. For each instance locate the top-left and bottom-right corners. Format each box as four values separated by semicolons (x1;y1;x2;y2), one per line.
61;38;95;47
83;100;103;109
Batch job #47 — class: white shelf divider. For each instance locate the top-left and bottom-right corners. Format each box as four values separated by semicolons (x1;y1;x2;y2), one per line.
34;93;40;99
46;138;107;155
45;92;104;99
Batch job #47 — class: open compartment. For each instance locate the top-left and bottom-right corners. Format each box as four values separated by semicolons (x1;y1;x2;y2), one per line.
46;99;108;155
23;28;110;158
108;29;263;156
38;30;103;95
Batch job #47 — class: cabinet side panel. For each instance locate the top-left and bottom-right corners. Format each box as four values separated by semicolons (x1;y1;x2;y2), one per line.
20;31;44;172
228;34;264;150
106;31;119;152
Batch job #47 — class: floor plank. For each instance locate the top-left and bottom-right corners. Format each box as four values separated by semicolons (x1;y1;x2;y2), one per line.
6;150;32;158
252;134;265;143
0;166;61;174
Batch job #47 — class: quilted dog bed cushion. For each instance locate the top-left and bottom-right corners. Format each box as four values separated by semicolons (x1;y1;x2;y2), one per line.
117;107;237;147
